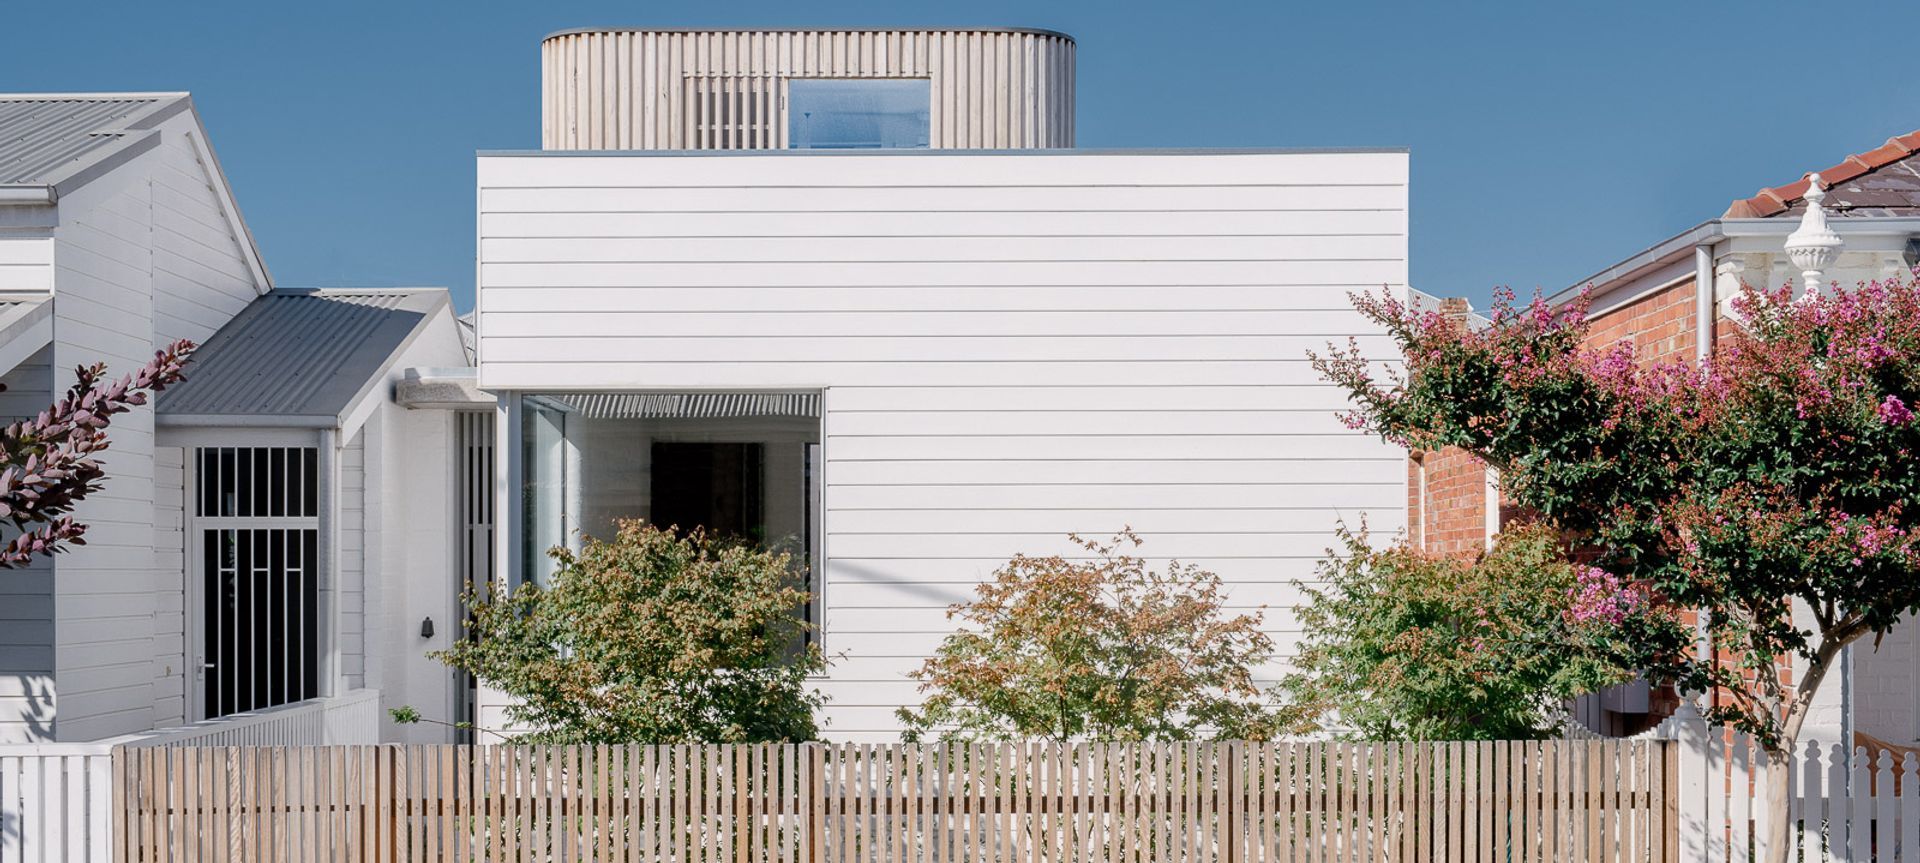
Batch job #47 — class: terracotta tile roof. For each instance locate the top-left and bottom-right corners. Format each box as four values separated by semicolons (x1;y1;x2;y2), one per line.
1724;130;1920;218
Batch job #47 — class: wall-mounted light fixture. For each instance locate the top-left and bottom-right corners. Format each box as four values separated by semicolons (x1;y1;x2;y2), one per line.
420;617;435;639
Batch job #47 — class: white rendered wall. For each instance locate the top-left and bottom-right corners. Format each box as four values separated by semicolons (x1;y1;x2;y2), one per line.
477;150;1410;739
361;311;471;743
1855;616;1920;744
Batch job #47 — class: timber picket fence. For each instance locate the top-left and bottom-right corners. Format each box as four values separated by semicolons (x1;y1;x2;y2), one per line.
114;740;1676;863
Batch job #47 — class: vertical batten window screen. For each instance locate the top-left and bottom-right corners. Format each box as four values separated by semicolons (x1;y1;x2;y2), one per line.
195;446;321;719
688;77;771;149
456;412;496;739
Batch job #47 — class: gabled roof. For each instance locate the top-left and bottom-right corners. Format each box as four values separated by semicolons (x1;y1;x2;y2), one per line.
1724;130;1920;218
0;92;272;292
0;93;190;194
158;288;451;428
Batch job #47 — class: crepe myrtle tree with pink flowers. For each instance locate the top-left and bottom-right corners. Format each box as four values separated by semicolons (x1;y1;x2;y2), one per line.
1315;275;1920;860
0;342;195;568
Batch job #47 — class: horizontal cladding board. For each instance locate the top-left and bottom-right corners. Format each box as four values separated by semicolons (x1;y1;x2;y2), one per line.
481;184;1407;214
481;334;1397;363
826;434;1391;461
826;409;1355;436
481;235;1402;264
480;260;1406;288
481;209;1406;238
487;309;1381;338
479;152;1408;189
826;530;1394;560
479;359;1396;389
827;605;1305;635
811;631;1310;661
0;262;52;291
825;508;1363;535
825;557;1342;585
826;385;1373;412
811;677;1343;713
826;482;1399;510
823;579;1323;611
825;458;1404;486
481;286;1380;313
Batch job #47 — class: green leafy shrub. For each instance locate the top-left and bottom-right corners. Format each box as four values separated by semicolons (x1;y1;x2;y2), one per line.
435;520;826;743
898;529;1278;741
1280;523;1685;740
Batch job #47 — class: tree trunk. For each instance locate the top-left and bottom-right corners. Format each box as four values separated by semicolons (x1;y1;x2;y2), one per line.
1762;748;1793;863
1757;639;1840;863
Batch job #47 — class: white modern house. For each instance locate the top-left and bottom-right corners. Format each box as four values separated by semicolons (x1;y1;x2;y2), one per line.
474;27;1413;739
0;30;1413;754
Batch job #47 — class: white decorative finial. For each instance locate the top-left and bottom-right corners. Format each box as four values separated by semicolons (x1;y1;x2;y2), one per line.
1784;172;1844;296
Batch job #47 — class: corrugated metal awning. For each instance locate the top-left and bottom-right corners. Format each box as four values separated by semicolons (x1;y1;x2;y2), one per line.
158;288;451;427
532;392;819;420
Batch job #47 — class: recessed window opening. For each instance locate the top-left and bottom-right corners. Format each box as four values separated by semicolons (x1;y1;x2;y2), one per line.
788;79;931;150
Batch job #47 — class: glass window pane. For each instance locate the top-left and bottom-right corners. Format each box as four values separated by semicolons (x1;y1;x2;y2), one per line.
788;79;930;150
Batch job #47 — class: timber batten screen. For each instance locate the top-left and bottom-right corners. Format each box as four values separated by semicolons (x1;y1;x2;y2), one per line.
193;446;322;719
541;29;1075;150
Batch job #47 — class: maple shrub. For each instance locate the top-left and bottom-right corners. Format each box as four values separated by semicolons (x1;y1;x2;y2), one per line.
1;342;195;568
898;529;1279;742
1280;522;1688;740
1315;276;1920;860
436;520;826;744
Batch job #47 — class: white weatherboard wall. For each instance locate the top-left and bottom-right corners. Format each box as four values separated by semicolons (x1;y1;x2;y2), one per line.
477;150;1410;738
38;107;264;742
0;347;55;742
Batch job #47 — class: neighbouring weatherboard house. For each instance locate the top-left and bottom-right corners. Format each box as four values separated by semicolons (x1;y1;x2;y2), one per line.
0;93;482;748
475;27;1411;739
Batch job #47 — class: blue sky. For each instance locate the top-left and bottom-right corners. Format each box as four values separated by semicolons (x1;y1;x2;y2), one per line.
8;1;1918;312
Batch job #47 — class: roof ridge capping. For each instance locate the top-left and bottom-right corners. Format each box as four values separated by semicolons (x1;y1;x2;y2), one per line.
1724;129;1920;218
0;91;190;101
269;286;451;295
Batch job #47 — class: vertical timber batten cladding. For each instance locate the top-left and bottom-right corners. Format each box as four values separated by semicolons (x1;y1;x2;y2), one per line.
477;149;1410;738
541;28;1076;150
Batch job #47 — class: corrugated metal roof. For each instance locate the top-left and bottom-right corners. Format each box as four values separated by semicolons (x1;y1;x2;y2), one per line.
0;94;189;188
159;288;450;424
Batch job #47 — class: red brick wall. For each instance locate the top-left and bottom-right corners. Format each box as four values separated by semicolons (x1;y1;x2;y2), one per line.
1408;278;1705;558
1582;276;1698;362
1411;447;1489;557
1577;276;1709;726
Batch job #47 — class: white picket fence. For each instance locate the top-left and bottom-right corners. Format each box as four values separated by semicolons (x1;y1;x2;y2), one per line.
1660;701;1920;863
0;689;380;863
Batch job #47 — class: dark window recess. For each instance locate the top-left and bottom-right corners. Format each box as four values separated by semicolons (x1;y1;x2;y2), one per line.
650;442;765;543
201;527;319;718
196;446;321;719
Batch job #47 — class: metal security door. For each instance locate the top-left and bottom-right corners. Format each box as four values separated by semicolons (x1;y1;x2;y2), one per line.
192;446;321;719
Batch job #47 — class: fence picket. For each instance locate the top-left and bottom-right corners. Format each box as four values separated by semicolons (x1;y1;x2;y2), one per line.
88;738;1734;863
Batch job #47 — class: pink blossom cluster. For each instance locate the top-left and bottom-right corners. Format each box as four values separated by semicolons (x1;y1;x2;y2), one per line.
1565;566;1647;628
0;340;194;568
1880;395;1913;426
